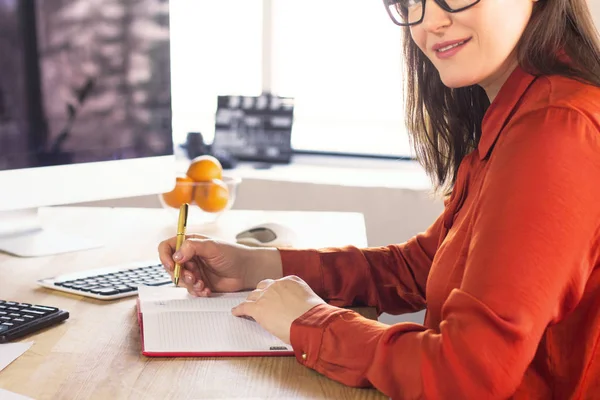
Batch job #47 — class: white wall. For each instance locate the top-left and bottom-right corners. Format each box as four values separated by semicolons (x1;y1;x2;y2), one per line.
591;0;599;26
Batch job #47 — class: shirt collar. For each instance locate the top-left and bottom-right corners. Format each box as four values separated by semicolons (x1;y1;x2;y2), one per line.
478;66;538;160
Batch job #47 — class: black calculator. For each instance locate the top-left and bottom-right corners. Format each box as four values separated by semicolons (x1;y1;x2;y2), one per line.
0;300;69;343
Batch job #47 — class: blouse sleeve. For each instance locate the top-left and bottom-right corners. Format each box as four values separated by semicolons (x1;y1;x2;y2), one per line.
279;212;445;315
288;108;600;399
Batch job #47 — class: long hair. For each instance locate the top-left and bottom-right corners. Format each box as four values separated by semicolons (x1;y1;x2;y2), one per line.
403;0;600;194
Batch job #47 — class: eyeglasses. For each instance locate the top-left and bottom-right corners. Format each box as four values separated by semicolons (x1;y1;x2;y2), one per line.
383;0;481;26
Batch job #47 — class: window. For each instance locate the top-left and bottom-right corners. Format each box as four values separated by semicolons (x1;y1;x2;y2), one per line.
170;0;412;158
169;1;263;148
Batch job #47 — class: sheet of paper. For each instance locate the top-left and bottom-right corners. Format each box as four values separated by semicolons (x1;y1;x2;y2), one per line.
0;342;33;372
138;286;249;313
0;388;34;400
143;310;291;353
138;286;291;353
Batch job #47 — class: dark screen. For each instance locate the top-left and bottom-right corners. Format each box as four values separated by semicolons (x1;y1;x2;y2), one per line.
0;0;173;170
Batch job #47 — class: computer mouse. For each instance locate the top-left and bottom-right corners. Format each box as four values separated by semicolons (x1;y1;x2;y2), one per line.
235;222;297;248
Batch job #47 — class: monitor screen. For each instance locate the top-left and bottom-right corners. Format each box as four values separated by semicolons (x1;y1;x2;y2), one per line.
0;0;175;257
0;0;173;171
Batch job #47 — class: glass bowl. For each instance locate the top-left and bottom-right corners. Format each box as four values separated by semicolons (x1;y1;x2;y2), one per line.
158;175;242;225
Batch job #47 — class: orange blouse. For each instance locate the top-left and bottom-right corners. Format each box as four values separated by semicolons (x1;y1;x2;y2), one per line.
279;67;600;399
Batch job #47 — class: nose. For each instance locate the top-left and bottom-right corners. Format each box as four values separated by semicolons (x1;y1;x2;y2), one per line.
420;0;452;33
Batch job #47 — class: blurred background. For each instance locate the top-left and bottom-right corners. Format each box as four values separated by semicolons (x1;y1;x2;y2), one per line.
62;0;600;324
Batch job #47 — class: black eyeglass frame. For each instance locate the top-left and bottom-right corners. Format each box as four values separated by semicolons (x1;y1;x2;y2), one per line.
383;0;482;26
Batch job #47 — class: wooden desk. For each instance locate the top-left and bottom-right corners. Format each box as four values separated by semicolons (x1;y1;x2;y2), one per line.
0;207;386;400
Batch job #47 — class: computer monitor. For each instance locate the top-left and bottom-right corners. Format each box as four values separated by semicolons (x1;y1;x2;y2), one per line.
0;0;175;257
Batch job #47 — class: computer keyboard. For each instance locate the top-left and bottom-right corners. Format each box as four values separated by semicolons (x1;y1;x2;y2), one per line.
37;260;173;300
0;300;69;343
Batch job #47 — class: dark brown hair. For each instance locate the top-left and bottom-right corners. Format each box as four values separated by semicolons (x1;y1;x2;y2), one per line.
402;0;600;194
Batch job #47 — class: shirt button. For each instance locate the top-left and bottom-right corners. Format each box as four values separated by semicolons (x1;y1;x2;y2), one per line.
301;353;307;361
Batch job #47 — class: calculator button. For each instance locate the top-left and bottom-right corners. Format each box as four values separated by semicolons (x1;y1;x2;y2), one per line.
114;285;137;293
0;325;8;333
79;285;103;291
31;305;57;312
144;279;173;286
90;288;119;296
21;309;46;316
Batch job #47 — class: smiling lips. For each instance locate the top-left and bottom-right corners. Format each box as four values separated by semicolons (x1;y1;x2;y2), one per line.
432;37;472;59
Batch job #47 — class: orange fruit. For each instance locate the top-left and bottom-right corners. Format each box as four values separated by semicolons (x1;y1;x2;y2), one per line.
186;155;223;182
162;175;195;208
194;179;229;213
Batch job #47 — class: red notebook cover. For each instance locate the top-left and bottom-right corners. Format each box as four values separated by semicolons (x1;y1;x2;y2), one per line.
136;298;294;357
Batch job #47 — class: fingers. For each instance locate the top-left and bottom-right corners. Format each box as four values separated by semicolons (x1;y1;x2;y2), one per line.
188;267;212;297
231;300;256;318
158;234;210;269
231;287;264;317
256;279;274;290
159;236;216;295
246;288;263;301
158;238;176;270
161;256;209;297
177;261;209;297
161;265;210;297
173;238;211;264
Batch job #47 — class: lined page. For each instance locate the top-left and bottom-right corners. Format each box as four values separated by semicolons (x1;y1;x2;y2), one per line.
142;311;291;353
138;286;249;313
138;285;292;353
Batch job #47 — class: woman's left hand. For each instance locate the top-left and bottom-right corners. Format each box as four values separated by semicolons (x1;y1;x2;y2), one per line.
231;275;325;344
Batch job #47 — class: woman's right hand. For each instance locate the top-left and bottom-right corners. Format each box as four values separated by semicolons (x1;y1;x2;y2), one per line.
158;235;283;297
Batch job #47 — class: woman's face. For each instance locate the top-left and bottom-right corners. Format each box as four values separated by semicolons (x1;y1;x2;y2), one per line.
410;0;536;97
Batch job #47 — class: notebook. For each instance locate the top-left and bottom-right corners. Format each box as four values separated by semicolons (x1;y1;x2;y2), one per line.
136;285;294;357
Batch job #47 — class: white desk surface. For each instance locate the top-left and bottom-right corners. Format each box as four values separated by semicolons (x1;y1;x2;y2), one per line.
0;207;385;400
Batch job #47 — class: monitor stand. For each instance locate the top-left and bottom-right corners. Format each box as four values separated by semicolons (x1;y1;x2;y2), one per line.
0;208;102;257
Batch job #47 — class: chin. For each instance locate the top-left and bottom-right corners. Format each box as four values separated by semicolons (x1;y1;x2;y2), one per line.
438;73;481;89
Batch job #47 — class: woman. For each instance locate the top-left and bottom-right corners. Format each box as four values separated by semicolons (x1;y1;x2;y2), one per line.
159;0;600;398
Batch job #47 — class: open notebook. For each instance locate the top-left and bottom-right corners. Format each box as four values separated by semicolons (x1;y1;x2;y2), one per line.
136;285;293;357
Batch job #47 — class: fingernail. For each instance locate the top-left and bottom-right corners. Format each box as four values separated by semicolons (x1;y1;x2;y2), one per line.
185;274;193;283
173;252;182;261
193;282;202;291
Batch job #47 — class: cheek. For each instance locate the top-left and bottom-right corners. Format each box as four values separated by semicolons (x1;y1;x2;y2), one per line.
475;2;532;61
409;26;427;55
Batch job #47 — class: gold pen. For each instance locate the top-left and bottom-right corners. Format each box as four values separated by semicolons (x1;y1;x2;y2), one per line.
173;203;189;286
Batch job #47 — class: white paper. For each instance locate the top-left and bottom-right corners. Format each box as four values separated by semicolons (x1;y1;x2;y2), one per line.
138;286;291;354
0;342;33;372
0;388;34;400
138;286;248;313
143;310;290;353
